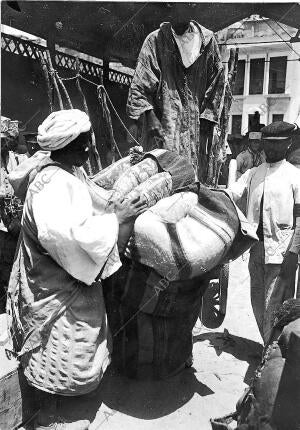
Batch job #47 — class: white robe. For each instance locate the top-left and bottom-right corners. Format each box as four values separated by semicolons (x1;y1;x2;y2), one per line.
7;162;121;395
29;164;121;284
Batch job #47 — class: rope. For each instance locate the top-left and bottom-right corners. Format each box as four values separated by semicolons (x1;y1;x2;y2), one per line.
60;73;142;150
265;19;300;59
76;74;141;147
99;85;141;147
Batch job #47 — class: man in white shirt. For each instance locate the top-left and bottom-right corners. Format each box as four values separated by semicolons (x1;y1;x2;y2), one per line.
227;121;300;344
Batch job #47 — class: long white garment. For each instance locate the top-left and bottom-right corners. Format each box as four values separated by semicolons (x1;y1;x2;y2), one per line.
29;165;121;284
172;22;201;68
6;163;121;395
227;160;300;264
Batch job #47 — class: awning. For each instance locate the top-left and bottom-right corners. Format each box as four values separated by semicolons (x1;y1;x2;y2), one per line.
2;2;300;66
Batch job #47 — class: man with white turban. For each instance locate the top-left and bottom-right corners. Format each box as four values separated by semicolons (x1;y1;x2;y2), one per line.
6;110;147;429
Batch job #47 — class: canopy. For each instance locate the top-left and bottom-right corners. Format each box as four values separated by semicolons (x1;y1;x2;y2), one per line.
2;2;300;66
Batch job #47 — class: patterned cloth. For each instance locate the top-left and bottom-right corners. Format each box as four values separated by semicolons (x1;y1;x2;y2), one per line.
127;21;225;179
92;149;196;209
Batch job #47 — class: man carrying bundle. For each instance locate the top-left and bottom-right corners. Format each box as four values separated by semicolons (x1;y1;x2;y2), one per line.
6;109;147;429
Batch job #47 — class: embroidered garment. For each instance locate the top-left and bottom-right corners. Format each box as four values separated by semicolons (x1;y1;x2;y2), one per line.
127;21;225;179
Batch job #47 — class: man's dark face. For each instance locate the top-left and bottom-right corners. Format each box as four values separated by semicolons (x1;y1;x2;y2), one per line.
172;22;190;35
249;140;261;153
167;4;193;35
52;132;91;167
67;138;90;167
262;139;291;163
25;140;41;156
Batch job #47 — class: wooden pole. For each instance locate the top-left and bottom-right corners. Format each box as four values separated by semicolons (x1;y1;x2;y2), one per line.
103;56;109;88
39;52;53;113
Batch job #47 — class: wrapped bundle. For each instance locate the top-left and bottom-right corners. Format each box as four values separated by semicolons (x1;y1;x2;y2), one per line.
132;189;240;280
92;149;196;210
92;156;132;189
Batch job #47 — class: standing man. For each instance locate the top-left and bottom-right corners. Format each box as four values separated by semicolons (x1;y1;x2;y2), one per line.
227;121;300;344
236;131;265;179
6;110;147;429
126;5;225;182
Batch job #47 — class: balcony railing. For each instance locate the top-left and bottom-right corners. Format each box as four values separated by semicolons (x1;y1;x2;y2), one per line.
1;32;132;86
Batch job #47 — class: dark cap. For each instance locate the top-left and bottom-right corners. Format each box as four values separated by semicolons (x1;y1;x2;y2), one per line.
261;121;296;140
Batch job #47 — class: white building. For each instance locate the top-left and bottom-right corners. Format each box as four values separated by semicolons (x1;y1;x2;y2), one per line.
219;16;300;135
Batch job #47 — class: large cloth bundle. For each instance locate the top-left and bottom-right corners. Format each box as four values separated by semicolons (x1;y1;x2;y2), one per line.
92;149;196;207
93;149;256;279
103;258;209;380
132;189;239;280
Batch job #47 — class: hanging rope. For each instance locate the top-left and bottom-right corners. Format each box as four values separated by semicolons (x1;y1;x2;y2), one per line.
98;84;141;148
55;71;73;109
265;19;300;59
97;85;118;162
39;52;53;113
45;50;64;110
62;72;141;148
75;58;102;173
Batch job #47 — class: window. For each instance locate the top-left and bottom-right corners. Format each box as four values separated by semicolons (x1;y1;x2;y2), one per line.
231;115;242;134
249;58;265;94
268;57;287;94
272;114;284;123
233;60;245;95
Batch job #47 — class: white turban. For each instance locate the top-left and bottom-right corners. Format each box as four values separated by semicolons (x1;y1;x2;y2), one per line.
37;109;91;151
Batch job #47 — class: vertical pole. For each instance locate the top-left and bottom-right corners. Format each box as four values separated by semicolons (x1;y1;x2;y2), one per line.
103;56;109;88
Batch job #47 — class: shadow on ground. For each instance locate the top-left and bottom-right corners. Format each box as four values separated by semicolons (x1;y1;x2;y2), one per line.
193;332;263;385
97;365;214;420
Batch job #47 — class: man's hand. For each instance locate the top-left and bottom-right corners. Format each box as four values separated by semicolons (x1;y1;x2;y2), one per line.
280;251;298;279
115;195;148;224
146;110;163;139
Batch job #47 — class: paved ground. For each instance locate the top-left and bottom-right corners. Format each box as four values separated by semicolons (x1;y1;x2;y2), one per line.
85;255;263;430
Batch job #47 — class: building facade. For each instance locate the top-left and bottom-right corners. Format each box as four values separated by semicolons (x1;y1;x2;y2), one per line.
218;16;300;135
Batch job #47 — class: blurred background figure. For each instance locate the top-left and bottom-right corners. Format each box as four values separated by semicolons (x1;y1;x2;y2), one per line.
236;131;265;179
0;116;27;313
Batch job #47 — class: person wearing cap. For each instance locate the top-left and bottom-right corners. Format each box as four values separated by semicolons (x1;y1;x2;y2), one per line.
6;110;147;430
235;131;266;179
227;121;300;344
